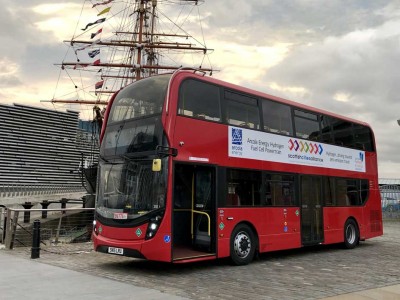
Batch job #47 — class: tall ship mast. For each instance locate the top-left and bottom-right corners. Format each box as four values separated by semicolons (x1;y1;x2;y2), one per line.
48;0;213;106
43;0;214;197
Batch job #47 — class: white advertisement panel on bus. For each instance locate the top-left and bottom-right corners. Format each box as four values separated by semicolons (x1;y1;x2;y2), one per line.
228;126;365;173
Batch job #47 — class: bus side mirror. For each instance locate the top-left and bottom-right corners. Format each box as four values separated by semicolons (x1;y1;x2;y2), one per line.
152;159;161;172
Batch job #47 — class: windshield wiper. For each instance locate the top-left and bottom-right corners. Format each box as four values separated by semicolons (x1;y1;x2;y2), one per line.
99;155;125;164
121;154;132;161
120;154;154;162
99;155;109;163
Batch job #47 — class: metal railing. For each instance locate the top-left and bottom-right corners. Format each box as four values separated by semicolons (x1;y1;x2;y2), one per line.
1;196;397;252
2;207;95;250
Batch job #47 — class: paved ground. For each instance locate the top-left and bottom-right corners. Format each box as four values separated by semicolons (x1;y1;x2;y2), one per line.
0;251;187;300
4;220;400;300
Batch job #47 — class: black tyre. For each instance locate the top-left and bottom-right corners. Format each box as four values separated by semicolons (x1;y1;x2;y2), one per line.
230;224;256;265
343;219;359;249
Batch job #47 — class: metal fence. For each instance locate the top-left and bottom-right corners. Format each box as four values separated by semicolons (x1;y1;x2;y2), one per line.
0;184;85;198
1;207;95;250
380;183;400;218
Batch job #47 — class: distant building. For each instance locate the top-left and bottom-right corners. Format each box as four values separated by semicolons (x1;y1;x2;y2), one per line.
0;103;98;205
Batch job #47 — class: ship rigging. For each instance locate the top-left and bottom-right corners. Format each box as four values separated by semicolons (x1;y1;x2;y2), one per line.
44;0;214;106
40;0;214;197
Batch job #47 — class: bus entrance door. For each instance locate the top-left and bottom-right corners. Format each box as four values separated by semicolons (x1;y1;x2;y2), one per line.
300;176;324;245
172;164;216;261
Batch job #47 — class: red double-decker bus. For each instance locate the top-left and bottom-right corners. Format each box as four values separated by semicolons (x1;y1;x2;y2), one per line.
92;69;382;265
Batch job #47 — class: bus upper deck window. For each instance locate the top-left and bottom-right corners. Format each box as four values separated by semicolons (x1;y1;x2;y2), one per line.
225;91;260;130
178;79;221;122
262;100;293;136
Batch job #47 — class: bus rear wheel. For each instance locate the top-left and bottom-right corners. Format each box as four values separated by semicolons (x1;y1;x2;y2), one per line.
344;219;359;249
230;224;256;265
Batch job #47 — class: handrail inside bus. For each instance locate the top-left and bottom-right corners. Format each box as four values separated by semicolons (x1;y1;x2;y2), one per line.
173;208;211;237
192;210;211;237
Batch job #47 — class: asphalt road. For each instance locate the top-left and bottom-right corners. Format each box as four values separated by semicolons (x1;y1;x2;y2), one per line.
7;220;400;300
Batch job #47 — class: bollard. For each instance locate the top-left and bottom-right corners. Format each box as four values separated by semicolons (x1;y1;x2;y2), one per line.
22;202;34;223
82;196;86;208
40;201;50;219
60;198;68;214
2;213;6;242
0;206;6;243
31;220;40;259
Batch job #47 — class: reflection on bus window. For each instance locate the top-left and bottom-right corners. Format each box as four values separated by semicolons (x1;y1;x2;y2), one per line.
178;79;221;122
265;174;296;206
109;75;170;123
320;115;334;144
227;169;261;206
353;124;374;151
225;91;260;129
329;178;369;206
262;100;293;136
323;177;335;206
331;119;354;147
294;110;320;140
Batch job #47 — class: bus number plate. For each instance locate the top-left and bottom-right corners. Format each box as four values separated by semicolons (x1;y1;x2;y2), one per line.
108;247;124;255
113;212;128;219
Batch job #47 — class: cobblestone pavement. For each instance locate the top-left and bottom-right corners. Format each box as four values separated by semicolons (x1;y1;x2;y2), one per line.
7;221;400;300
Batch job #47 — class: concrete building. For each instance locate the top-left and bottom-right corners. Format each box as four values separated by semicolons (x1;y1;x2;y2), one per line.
0;103;98;206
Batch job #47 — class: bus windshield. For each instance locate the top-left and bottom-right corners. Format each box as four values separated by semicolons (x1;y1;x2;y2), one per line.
108;74;171;123
101;75;171;157
97;75;171;220
96;158;167;219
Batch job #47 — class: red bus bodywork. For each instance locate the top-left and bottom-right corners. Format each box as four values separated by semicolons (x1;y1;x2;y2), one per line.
93;70;382;264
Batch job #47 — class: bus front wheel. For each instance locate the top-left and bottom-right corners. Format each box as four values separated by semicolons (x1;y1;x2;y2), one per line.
344;219;359;249
230;224;256;265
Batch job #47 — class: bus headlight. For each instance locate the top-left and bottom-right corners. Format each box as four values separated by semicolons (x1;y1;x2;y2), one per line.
93;220;98;235
146;215;162;240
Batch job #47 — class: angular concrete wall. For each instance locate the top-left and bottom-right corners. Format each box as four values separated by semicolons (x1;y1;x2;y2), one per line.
0;103;98;205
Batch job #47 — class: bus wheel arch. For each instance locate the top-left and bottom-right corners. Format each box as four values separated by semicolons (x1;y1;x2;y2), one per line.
343;218;359;249
230;222;258;265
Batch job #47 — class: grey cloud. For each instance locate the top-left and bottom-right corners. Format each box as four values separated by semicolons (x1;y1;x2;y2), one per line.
0;75;22;87
198;0;400;176
202;0;395;46
1;0;399;177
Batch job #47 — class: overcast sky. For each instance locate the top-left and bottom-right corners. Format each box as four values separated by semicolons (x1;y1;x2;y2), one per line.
1;0;400;178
